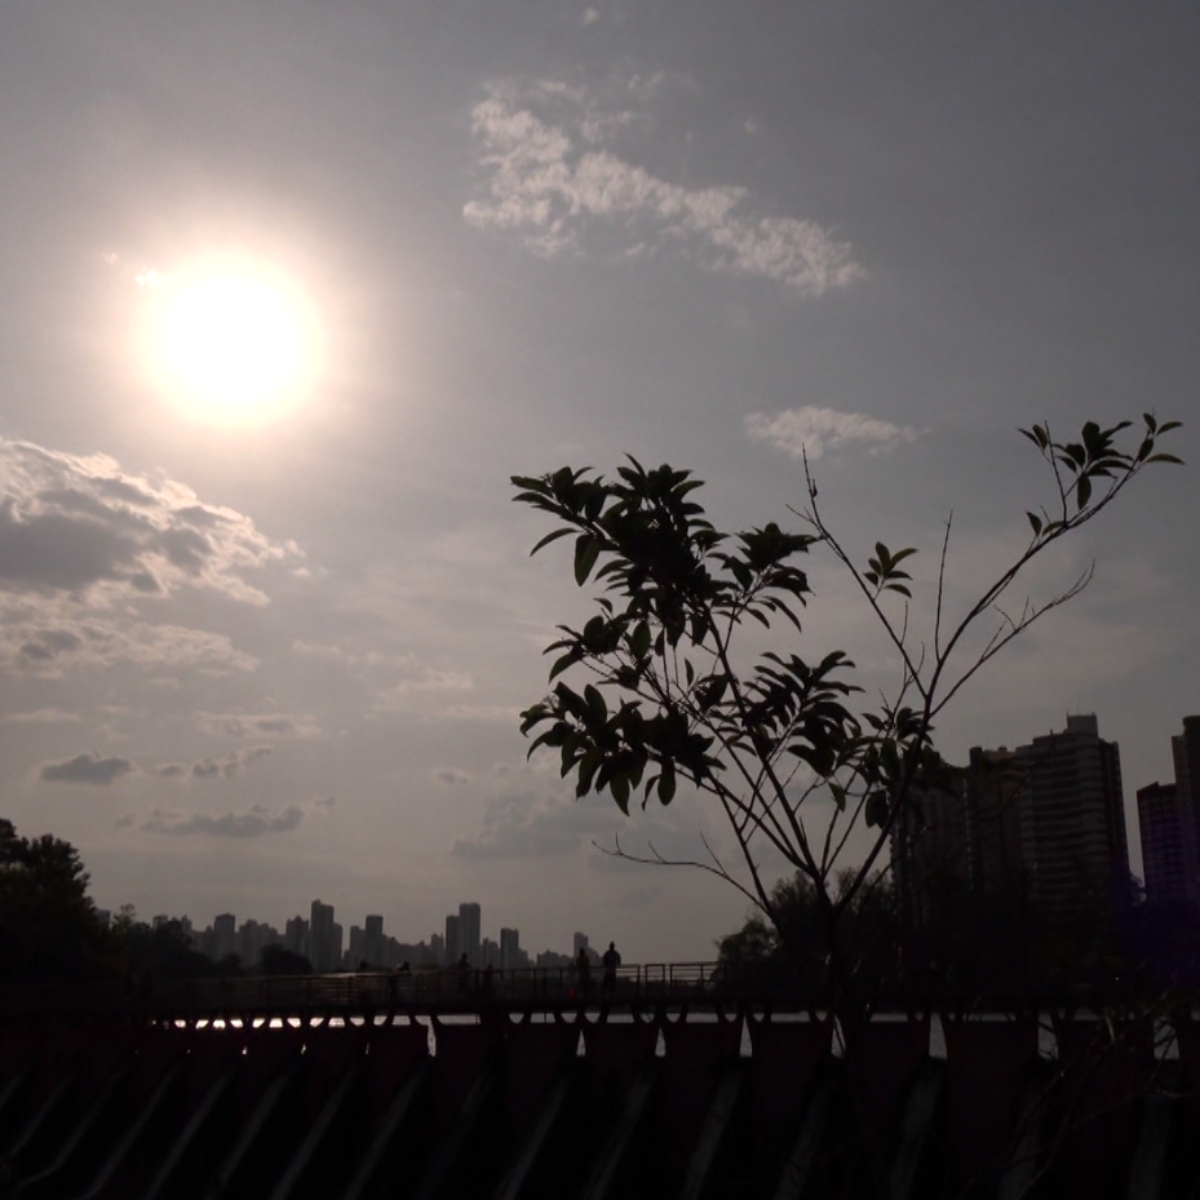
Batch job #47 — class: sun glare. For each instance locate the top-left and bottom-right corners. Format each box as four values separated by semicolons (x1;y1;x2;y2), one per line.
145;262;321;425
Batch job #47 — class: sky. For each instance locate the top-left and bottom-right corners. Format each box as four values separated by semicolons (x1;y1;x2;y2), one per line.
1;1;1197;963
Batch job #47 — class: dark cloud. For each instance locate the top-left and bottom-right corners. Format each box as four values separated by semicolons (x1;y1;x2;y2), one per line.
142;803;304;837
190;746;272;780
4;617;257;677
452;787;620;860
159;527;211;574
0;499;137;593
40;752;135;785
0;438;300;612
92;477;156;507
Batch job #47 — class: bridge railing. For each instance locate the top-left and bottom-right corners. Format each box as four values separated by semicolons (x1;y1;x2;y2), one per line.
0;961;731;1019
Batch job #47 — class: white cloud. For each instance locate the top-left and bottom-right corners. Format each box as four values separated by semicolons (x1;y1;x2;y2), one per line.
582;7;600;26
464;80;861;294
745;406;919;460
374;666;475;714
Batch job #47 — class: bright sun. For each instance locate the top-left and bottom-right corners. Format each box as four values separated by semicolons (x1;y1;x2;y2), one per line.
146;262;321;425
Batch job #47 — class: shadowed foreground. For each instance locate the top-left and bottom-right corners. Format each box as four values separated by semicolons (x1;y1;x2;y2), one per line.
3;981;1200;1200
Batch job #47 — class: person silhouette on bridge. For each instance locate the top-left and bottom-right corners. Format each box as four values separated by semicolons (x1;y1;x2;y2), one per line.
575;947;591;998
601;941;621;997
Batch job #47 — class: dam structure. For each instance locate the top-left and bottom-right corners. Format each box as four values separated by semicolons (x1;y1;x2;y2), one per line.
0;963;1197;1199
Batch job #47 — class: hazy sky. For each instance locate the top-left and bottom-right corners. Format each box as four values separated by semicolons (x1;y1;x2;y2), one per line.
1;1;1197;961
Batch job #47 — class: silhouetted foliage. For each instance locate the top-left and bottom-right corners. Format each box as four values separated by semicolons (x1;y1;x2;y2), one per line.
118;909;218;980
514;415;1182;1005
259;944;313;975
0;818;119;983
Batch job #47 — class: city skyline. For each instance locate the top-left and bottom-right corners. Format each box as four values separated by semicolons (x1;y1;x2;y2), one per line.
0;4;1197;963
114;710;1200;964
124;895;609;974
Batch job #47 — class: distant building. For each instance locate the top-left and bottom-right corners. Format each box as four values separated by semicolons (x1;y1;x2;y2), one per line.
365;914;384;966
1015;714;1130;920
1138;781;1200;906
285;915;309;959
889;774;971;926
213;913;236;962
310;900;337;972
500;927;520;971
964;747;1027;899
459;903;481;966
444;914;461;966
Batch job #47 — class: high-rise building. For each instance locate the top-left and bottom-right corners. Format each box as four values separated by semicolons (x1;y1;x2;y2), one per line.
459;903;481;966
1172;716;1200;857
1015;714;1129;920
1171;716;1200;807
365;915;384;966
285;916;309;959
444;914;461;965
889;775;970;926
213;913;236;962
481;937;499;968
965;747;1026;899
1138;781;1200;906
310;900;336;971
500;927;520;971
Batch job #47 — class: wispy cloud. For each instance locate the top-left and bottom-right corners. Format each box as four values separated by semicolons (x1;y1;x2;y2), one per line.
142;802;305;837
197;713;320;739
0;708;81;724
432;767;472;787
745;406;919;460
464;79;862;294
40;752;135;785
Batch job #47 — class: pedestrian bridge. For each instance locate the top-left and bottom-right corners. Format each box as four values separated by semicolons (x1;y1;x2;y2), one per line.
1;966;1198;1198
0;962;731;1026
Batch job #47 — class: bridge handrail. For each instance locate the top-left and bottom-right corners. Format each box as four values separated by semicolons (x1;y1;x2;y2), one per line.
0;960;730;1018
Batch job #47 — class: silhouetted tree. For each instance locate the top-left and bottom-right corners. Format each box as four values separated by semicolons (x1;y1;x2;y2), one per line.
0;819;119;983
260;944;314;975
514;415;1182;1005
118;910;217;980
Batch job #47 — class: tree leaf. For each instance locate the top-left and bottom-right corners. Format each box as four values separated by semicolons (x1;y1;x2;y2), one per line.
574;535;601;585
